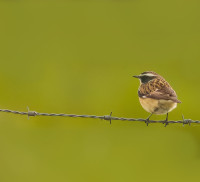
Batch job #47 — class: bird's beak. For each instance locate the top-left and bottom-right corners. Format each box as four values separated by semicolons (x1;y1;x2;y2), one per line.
133;75;140;78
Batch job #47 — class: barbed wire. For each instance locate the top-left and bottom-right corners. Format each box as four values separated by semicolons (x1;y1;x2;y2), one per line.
0;107;198;126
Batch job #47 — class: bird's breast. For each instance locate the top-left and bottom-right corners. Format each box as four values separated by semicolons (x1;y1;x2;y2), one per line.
139;97;177;115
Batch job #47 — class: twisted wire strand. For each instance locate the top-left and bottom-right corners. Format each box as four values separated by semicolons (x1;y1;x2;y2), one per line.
0;108;198;125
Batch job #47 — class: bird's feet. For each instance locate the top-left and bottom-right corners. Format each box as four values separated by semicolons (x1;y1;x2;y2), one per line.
163;120;169;127
163;113;169;127
145;118;150;126
145;114;153;126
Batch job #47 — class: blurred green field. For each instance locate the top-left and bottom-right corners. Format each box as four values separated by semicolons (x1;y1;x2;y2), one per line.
0;0;200;182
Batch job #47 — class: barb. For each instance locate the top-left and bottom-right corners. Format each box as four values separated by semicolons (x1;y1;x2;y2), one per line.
0;108;197;126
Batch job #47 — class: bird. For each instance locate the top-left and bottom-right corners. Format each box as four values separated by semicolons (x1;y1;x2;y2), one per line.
133;71;181;126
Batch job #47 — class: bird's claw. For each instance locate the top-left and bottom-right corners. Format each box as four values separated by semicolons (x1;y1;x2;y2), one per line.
164;120;169;127
163;113;169;127
145;118;150;126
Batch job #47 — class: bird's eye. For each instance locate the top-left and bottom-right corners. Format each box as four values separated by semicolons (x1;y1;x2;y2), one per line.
141;76;155;83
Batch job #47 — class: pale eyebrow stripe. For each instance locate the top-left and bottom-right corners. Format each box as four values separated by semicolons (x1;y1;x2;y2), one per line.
140;73;155;77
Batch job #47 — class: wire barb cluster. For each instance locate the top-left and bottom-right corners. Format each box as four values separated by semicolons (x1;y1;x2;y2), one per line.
0;107;198;126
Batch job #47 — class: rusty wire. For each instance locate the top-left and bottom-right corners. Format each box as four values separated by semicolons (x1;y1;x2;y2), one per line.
0;107;197;126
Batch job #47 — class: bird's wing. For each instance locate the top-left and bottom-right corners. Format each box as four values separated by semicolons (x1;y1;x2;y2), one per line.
145;86;181;103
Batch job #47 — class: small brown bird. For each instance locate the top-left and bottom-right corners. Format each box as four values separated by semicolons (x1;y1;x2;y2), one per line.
133;71;181;126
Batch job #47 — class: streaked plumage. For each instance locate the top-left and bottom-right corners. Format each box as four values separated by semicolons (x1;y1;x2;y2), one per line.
133;71;181;126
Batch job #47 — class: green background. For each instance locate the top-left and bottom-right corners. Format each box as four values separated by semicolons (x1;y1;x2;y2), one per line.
0;0;200;181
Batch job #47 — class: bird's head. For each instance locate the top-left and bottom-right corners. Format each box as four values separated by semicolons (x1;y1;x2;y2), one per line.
133;71;159;84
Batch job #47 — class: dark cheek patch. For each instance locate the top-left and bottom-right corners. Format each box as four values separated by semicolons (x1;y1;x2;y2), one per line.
141;76;154;83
